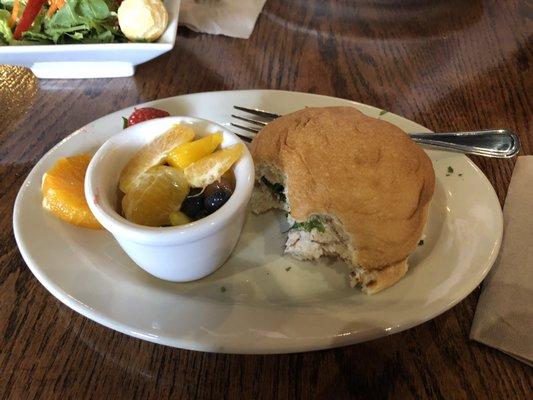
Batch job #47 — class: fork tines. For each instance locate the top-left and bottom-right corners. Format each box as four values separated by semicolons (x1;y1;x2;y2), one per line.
233;106;281;119
231;114;268;127
230;106;281;140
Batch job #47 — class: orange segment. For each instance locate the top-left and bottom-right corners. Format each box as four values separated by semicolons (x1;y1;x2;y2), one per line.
42;154;102;229
166;132;223;169
122;166;190;227
119;124;195;193
184;143;244;188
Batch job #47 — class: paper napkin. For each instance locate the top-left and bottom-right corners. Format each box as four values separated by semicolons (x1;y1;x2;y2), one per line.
470;156;533;366
179;0;267;39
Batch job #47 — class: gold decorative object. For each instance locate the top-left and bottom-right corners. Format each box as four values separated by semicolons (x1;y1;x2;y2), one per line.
0;65;39;132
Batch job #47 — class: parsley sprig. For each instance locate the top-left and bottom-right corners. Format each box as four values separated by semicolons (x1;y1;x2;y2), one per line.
291;217;325;233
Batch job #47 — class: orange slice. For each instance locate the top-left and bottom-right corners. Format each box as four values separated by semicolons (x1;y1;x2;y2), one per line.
184;143;244;188
122;166;190;227
119;124;195;193
42;154;102;229
166;132;223;169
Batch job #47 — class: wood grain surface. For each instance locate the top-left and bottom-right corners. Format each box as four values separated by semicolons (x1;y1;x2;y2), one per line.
1;0;532;398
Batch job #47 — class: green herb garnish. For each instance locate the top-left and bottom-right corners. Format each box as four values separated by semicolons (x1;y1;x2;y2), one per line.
0;9;13;45
292;217;325;233
122;117;129;129
261;177;286;202
220;286;226;293
418;240;424;246
447;166;454;174
285;266;292;271
379;110;388;116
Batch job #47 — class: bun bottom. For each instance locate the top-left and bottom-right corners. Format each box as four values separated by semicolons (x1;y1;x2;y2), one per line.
349;260;408;295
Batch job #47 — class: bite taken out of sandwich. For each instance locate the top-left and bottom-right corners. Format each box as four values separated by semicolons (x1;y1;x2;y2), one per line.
250;106;435;294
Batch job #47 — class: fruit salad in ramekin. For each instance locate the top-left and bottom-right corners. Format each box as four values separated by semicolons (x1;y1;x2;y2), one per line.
118;123;244;228
84;115;254;281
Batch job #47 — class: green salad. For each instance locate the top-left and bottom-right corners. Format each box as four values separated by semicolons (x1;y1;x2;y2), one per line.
0;0;125;45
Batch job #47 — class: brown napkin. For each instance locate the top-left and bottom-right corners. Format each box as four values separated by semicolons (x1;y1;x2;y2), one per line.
470;156;533;366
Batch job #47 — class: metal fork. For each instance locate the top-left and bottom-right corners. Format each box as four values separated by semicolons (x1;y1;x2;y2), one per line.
230;106;520;158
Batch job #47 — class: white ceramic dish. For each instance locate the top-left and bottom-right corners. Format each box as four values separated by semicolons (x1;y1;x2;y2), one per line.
85;116;254;281
0;0;180;79
13;90;503;354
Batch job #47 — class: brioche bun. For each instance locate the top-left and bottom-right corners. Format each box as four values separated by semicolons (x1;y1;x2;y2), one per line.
251;106;435;293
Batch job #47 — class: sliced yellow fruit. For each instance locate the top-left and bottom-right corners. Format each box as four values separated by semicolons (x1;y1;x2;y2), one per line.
42;154;102;229
184;143;244;188
122;166;190;227
169;211;191;226
166;132;223;169
119;124;195;193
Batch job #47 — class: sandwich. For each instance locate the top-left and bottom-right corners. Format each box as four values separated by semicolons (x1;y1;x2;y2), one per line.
250;106;435;294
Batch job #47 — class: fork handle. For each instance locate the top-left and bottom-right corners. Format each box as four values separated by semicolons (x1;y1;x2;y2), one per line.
409;129;520;158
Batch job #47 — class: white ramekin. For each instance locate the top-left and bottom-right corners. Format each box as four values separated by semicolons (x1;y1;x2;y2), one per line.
85;116;254;281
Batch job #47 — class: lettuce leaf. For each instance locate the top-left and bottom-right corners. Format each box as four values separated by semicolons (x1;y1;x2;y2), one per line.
40;0;123;43
0;0;28;8
79;0;110;20
0;0;123;45
0;9;12;45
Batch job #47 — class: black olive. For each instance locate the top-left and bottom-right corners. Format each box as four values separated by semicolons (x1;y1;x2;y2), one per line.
180;190;205;219
194;209;210;220
204;178;234;198
204;188;232;214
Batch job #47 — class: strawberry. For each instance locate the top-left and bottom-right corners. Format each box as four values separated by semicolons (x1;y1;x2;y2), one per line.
126;107;170;127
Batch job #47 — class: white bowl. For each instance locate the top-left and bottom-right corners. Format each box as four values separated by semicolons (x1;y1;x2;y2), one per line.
85;116;255;281
0;0;180;79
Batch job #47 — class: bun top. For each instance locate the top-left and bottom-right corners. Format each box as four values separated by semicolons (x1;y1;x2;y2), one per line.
251;106;435;270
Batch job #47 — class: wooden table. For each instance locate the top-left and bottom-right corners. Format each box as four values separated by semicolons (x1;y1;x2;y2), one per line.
1;0;532;398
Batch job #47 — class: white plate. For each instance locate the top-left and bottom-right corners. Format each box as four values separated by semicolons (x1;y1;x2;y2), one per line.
13;90;503;354
0;1;180;79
